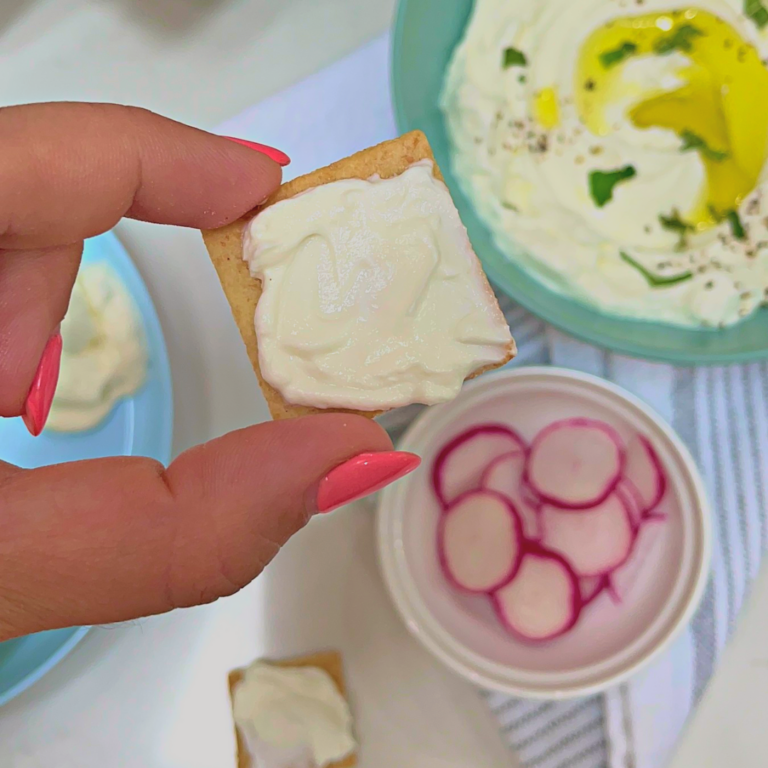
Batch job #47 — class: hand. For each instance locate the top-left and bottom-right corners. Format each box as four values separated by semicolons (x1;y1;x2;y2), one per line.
0;103;419;641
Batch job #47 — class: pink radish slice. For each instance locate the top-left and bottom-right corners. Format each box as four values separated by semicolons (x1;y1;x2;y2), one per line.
608;517;665;603
432;424;526;508
616;479;643;531
540;493;635;577
579;575;607;606
481;452;541;539
492;548;580;642
624;434;666;513
526;418;624;509
438;490;523;593
520;480;542;512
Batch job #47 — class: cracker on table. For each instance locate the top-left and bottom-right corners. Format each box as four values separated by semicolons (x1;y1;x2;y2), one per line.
228;650;356;768
202;130;515;421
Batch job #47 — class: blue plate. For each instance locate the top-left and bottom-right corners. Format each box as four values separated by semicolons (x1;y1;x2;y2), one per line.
0;230;173;706
392;0;768;364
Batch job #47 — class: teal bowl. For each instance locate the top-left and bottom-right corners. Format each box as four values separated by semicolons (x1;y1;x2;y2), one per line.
392;0;768;364
0;628;89;707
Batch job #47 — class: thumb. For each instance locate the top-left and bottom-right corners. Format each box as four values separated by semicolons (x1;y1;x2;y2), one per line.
0;414;418;639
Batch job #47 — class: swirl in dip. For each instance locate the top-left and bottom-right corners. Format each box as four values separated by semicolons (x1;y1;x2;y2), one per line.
441;0;768;326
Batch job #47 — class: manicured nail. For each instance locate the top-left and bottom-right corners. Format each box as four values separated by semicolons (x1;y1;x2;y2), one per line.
314;451;421;513
22;332;62;437
222;136;291;166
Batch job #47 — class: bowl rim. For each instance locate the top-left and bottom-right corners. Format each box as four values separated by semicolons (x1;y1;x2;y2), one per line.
0;627;91;708
376;366;713;699
390;0;768;365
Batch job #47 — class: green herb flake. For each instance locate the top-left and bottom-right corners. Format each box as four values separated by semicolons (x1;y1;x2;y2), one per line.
727;210;746;239
503;47;528;68
709;206;747;240
659;209;694;249
654;24;704;55
745;0;768;29
588;165;637;207
620;251;693;287
679;130;728;161
659;210;694;234
599;41;638;68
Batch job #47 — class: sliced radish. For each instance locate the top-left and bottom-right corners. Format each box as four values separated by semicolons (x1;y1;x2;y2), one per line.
624;434;666;513
481;452;541;539
520;480;542;512
438;491;523;593
579;575;607;606
616;479;643;531
526;418;624;509
492;548;580;642
608;517;665;602
432;424;526;508
540;493;635;577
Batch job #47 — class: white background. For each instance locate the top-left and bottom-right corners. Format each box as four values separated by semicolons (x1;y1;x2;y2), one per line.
1;1;768;766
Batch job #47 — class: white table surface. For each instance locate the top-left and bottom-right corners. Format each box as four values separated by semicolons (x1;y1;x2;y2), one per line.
2;2;768;766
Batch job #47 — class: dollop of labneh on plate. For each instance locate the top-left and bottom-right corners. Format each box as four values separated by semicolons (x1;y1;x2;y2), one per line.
48;263;147;432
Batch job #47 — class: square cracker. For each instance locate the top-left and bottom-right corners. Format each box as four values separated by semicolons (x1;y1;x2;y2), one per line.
202;130;515;421
228;650;357;768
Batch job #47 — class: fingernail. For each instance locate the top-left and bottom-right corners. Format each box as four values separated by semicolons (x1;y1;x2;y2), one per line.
222;136;291;166
22;332;62;437
314;451;421;513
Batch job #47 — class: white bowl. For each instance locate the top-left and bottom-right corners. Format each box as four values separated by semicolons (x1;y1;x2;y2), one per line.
376;367;712;699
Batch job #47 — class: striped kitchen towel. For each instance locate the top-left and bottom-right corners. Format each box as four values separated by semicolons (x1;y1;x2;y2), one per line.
216;33;768;768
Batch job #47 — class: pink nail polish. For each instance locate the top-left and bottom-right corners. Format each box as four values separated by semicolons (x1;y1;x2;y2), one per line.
22;332;62;437
222;136;291;166
315;451;421;513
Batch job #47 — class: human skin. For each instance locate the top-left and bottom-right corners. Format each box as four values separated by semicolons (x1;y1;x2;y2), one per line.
0;103;417;641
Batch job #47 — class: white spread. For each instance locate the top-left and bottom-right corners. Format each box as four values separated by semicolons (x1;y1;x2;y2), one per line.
441;0;768;327
232;661;356;768
242;161;512;410
48;264;147;431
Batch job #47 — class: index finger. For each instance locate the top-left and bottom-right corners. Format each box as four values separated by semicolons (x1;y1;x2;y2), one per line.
0;102;282;250
0;102;282;417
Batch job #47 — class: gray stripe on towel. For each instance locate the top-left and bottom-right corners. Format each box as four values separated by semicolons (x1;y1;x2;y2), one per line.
619;683;637;768
512;699;598;750
499;701;554;733
706;367;736;627
723;368;752;585
744;364;767;553
689;580;717;703
552;738;609;768
527;716;604;766
760;363;768;550
673;368;717;702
